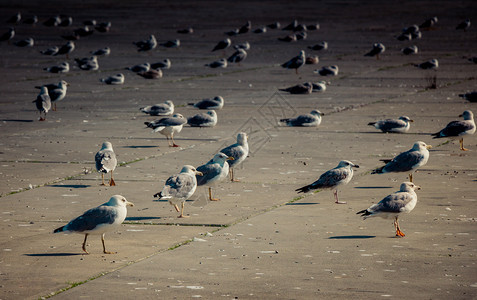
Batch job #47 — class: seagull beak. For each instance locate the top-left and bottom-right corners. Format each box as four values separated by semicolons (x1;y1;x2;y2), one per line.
126;201;134;207
410;119;414;122
426;145;432;150
196;171;204;176
353;164;360;168
227;156;235;161
459;114;463;117
415;185;421;190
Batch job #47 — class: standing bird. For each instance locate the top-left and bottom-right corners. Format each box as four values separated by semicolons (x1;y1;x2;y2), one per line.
54;41;75;59
189;96;224;110
219;132;249;182
154;165;202;218
420;16;438;30
95;142;118;186
140;100;174;116
133;34;157;52
368;116;413;133
144;114;186;147
0;27;15;44
280;109;324;127
187;110;218;127
33;86;51;121
371;141;431;182
196;153;234;201
53;195;134;254
357;182;420;237
432;110;475;151
296;160;359;204
227;48;247;64
100;73;125;85
364;43;385;60
281;50;305;74
456;19;471;31
35;80;69;111
212;38;231;52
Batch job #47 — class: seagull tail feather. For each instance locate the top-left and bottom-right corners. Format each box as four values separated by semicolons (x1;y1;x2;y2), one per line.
368;122;376;126
371;166;385;174
295;185;312;194
53;226;65;233
356;209;372;218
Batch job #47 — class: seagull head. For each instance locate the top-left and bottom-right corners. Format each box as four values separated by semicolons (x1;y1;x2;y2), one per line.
181;165;203;176
459;110;474;120
399;116;413;123
310;110;324;116
400;182;421;192
413;141;432;151
237;132;248;145
108;195;134;207
338;160;359;169
100;141;114;151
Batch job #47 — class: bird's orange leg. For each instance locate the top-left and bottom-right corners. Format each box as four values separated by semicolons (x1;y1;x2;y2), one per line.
102;233;116;254
394;217;405;237
334;189;346;204
109;171;116;186
100;173;106;186
82;234;90;254
460;138;468;151
171;135;180;147
209;187;220;201
178;202;189;218
409;173;413;183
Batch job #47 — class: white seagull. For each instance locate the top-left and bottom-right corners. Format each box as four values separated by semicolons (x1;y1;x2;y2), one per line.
133;34;157;52
219;132;249;182
280;110;324;127
357;182;420;237
187;110;218;127
95;141;118;186
314;65;339;76
368;116;413;133
364;43;385;60
432;110;475;151
33;86;51;121
189;96;224;110
296;160;359;204
100;73;124;85
144;114;187;147
196;153;234;201
281;50;305;74
140;100;174;116
54;195;134;254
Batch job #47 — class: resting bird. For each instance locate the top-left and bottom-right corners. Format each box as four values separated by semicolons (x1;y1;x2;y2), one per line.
137;69;162;79
420;16;438;30
35;80;69;111
127;62;150;73
371;141;431;182
212;38;231;52
95;142;118;186
133;34;157;52
401;45;418;55
75;56;99;70
160;39;180;48
0;27;15;44
205;58;227;68
281;50;305;74
91;47;110;56
100;73;125;85
189;96;224;110
414;59;438;70
431;110;475;151
456;19;471;31
279;83;312;94
140;100;174;116
280;110;324;127
154;165;202;218
33;86;51;121
227;48;247;64
196;153;234;201
14;37;34;47
357;182;419;237
459;92;477;102
364;43;385;60
219;132;249;182
368;116;413;133
40;46;58;55
144;114;186;147
314;65;339;76
54;195;134;254
308;41;328;51
151;59;171;70
187;110;218;127
296;160;359;204
44;62;69;73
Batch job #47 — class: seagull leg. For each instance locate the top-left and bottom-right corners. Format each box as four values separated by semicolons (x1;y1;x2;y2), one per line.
171;134;180;147
173;203;180;212
459;138;468;151
109;171;116;186
409;173;413;183
394;216;405;237
53;103;57;111
209;187;220;201
334;189;346;204
230;168;240;182
102;233;116;254
178;202;189;218
82;234;90;254
100;173;106;186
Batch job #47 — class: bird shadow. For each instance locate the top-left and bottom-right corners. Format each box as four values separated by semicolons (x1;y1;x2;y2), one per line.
0;119;34;122
48;184;91;188
328;235;376;239
122;145;158;149
126;216;162;221
286;202;319;205
25;253;82;257
354;186;393;189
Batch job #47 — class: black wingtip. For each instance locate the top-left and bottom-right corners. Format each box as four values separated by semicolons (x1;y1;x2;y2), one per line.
368;122;376;126
53;226;64;233
295;186;310;194
356;209;370;216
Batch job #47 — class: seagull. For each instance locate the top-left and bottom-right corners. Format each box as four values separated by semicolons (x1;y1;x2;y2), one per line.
468;57;477;64
133;34;157;52
154;165;202;218
137;69;162;79
7;12;21;24
267;22;281;29
253;26;267;34
140;100;174;116
308;81;328;92
420;16;438;30
219;132;249;182
205;58;227;68
160;39;180;48
401;45;418;55
73;26;94;37
368;116;413;133
227;48;247;64
295;31;307;40
281;50;305;74
315;65;339;76
307;23;320;30
23;15;38;25
144;114;187;147
177;27;194;34
305;55;319;64
432;110;475;151
456;19;471;31
40;46;58;55
294;24;307;32
308;41;328;51
100;73;124;85
127;62;150;73
459;92;477;102
396;32;412;41
196;153;234;201
212;38;231;52
44;62;69;73
233;42;250;50
189;96;224;110
371;141;432;182
33;86;51;121
238;21;251;34
280;110;324;127
95;22;111;33
282;20;298;31
357;182;420;237
59;16;73;27
187;110;218;127
225;28;239;36
14;37;34;47
364;43;385;60
296;160;359;204
75;56;99;70
0;27;15;44
151;59;171;69
35;80;69;111
43;15;61;27
278;34;297;42
414;59;438;70
279;83;312;94
91;47;110;56
54;195;134;254
95;141;118;186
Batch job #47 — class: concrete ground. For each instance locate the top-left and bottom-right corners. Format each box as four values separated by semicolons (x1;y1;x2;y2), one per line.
0;0;476;299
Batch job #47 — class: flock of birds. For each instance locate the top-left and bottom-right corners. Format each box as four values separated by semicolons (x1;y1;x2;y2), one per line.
2;12;475;253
